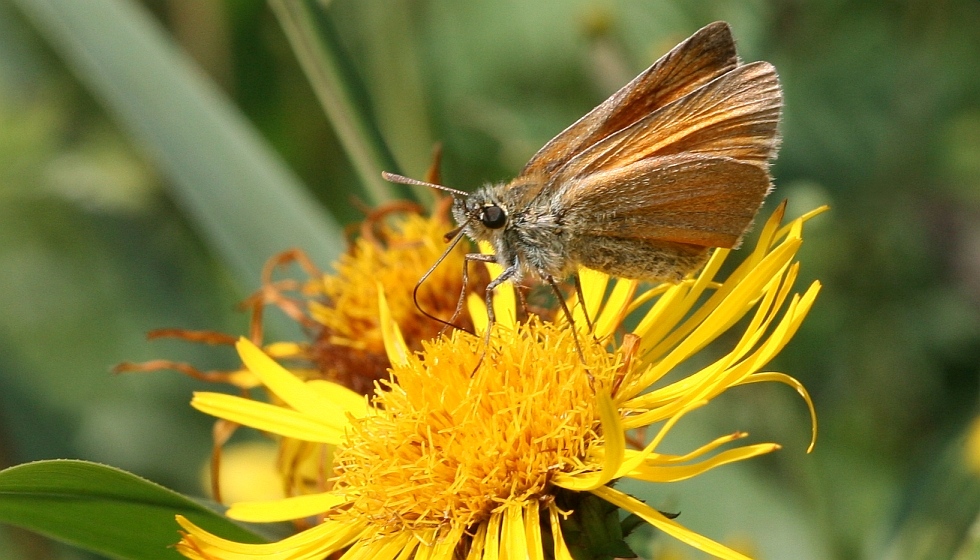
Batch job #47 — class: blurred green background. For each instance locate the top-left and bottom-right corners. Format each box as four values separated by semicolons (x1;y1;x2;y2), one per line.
1;0;979;559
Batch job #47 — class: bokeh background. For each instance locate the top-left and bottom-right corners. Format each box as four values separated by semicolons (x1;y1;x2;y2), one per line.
1;1;979;558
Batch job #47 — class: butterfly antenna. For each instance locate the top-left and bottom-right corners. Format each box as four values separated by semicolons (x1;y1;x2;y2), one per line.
382;171;469;198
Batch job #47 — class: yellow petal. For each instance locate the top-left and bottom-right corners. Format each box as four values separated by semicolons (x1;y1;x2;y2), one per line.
176;514;365;557
465;522;488;560
739;371;817;453
547;503;574;560
225;368;262;389
524;500;544;560
625;443;780;483
378;284;410;367
477;241;516;329
342;534;410;560
482;511;503;560
551;389;623;491
306;380;370;419
626;241;803;400
575;267;607;328
626;431;748;465
467;292;489;334
191;392;345;444
227;491;347;522
593;277;637;340
394;536;420;560
591;486;752;560
493;283;517;330
775;205;829;239
236;338;363;424
502;504;528;560
617;398;707;459
428;525;466;560
264;341;304;358
404;529;439;560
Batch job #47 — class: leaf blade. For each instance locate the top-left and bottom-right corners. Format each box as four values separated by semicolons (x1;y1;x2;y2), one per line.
13;0;343;289
0;460;268;560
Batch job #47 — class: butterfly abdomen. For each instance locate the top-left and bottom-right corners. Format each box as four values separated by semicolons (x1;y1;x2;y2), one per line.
570;235;709;282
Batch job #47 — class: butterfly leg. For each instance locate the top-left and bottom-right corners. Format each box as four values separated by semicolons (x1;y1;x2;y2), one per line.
460;253;516;372
440;249;476;336
546;275;589;372
480;258;519;330
572;273;594;333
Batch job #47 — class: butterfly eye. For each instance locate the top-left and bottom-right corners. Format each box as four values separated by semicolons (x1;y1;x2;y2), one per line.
480;205;507;229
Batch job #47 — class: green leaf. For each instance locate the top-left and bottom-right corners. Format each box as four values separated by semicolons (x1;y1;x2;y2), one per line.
12;0;343;290
270;0;405;205
0;460;267;560
558;491;637;560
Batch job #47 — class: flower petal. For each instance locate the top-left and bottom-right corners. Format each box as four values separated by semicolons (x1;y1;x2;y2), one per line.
502;504;528;560
401;529;438;560
191;392;345;444
339;533;410;560
479;241;516;329
575;267;608;328
428;525;466;560
551;389;623;491
630;431;749;465
465;522;488;560
739;371;818;452
467;292;489;334
176;514;365;559
227;492;347;522
593;278;637;340
237;338;365;422
547;502;574;560
378;284;410;367
590;486;752;560
615;399;708;473
482;511;503;560
625;443;780;483
524;500;544;560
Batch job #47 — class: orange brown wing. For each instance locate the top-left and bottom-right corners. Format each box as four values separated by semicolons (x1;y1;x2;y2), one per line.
560;154;770;249
519;22;739;178
553;60;781;190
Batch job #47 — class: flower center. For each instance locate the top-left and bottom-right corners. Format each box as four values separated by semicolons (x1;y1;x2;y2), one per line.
331;319;619;535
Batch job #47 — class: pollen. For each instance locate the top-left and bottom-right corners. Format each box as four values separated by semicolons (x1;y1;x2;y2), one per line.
298;202;485;395
331;318;620;535
311;206;479;365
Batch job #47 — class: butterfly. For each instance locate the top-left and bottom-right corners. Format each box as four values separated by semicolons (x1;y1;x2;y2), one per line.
385;21;782;334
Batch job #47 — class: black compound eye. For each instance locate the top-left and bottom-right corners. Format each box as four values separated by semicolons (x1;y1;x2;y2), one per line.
480;205;507;229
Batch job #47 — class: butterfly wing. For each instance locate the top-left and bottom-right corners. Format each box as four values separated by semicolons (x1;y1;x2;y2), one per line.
561;154;770;249
550;53;781;256
553;60;781;187
518;21;739;178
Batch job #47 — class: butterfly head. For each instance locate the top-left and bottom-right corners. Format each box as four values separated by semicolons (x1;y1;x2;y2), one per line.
451;185;512;247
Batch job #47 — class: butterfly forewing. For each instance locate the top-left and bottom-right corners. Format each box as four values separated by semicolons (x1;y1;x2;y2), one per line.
519;21;740;178
552;60;781;190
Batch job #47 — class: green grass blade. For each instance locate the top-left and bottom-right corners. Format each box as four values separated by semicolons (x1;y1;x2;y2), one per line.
12;0;343;289
270;0;404;205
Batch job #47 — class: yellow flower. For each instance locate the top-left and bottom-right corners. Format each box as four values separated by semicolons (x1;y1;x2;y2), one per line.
117;203;477;501
175;204;822;560
116;200;477;394
304;200;483;393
